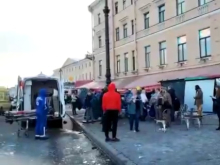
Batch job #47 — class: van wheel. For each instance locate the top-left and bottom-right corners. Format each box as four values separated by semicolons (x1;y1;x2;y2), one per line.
48;118;62;129
0;107;3;116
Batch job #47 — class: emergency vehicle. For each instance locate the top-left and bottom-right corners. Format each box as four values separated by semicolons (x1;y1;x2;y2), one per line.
15;73;66;128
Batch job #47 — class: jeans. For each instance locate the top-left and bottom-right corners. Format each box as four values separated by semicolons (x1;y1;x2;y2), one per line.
85;107;94;121
129;112;140;131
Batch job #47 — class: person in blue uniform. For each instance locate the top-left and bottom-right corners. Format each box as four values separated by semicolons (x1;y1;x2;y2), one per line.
35;89;49;140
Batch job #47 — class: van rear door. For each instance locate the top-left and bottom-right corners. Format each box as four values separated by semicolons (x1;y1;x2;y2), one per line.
16;76;22;111
59;80;65;118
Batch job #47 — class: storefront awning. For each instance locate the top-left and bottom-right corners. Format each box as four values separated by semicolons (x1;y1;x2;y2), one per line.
74;80;93;88
125;64;220;89
77;76;138;89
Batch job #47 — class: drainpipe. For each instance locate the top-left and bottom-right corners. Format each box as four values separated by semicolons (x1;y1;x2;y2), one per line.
90;10;95;81
134;0;139;75
110;0;116;80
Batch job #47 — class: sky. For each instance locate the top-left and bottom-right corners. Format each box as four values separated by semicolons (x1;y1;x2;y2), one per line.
0;0;94;87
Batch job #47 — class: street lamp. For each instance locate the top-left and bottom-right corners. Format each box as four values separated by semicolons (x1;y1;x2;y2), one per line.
103;0;111;86
59;68;62;81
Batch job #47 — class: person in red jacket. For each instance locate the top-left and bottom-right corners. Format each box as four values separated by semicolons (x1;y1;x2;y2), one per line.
102;82;121;142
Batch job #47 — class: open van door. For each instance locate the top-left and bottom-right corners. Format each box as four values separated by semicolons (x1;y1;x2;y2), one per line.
59;80;65;118
16;76;22;111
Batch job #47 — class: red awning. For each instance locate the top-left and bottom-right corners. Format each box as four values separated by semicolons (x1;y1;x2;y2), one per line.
74;80;93;88
125;64;220;88
77;81;106;89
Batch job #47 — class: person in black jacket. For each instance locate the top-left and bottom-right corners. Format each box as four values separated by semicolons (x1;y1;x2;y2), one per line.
84;89;94;123
167;86;176;122
100;87;108;131
213;87;220;130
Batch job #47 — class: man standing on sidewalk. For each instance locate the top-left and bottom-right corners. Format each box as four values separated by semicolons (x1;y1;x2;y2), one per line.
102;83;121;142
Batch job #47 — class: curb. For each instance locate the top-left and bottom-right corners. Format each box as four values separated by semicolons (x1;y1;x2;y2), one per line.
67;114;135;165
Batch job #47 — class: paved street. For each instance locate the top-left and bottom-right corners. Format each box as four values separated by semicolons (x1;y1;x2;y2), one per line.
70;109;220;165
0;115;114;165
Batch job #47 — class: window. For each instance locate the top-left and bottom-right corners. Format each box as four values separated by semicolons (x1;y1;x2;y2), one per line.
116;55;120;73
199;28;211;57
131;20;134;35
123;0;126;9
177;0;185;15
124;53;128;72
144;12;150;29
199;0;211;6
98;36;102;48
159;41;167;65
115;2;118;14
177;36;187;62
159;4;165;23
89;62;91;67
131;0;133;5
132;51;135;71
98;13;101;24
145;46;150;68
99;60;102;76
116;27;120;41
123;23;127;38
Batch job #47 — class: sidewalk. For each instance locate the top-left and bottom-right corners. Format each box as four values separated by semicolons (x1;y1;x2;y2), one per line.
67;109;220;165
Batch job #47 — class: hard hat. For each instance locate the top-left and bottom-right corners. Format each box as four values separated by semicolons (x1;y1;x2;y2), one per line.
136;86;141;90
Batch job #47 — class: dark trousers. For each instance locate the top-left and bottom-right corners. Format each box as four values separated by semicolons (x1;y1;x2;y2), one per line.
170;107;175;122
72;103;77;115
129;112;140;131
104;110;119;138
217;111;220;127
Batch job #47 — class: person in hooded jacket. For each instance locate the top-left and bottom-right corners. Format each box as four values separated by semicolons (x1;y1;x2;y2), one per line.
35;89;49;140
212;86;220;130
102;83;121;142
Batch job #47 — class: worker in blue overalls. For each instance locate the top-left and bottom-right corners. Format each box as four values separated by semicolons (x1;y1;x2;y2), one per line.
35;88;49;140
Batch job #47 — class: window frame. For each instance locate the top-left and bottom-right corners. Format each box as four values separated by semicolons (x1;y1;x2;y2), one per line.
98;60;102;76
98;13;101;24
144;12;150;29
177;35;187;62
198;0;211;6
116;55;121;73
98;36;102;48
159;41;167;65
132;50;135;71
131;20;134;35
124;53;129;72
123;23;128;38
145;46;151;68
158;4;165;23
176;0;185;15
116;27;120;41
115;2;118;14
199;28;211;58
123;0;126;9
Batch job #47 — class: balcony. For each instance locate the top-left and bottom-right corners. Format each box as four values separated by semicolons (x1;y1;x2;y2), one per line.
115;35;135;47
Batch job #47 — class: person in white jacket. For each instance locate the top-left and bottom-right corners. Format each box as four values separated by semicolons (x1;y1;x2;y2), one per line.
140;88;148;119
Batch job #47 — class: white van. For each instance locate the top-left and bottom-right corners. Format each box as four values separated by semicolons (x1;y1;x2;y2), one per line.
16;74;66;127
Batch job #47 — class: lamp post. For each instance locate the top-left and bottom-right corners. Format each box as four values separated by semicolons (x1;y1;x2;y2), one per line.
103;0;111;86
59;68;62;81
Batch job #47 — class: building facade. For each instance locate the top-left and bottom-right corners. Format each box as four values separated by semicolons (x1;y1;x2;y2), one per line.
53;57;94;83
89;0;220;87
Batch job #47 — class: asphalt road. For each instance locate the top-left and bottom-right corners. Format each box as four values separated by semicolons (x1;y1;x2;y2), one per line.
0;116;114;165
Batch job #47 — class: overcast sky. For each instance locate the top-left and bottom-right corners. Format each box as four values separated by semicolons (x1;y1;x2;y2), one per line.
0;0;94;87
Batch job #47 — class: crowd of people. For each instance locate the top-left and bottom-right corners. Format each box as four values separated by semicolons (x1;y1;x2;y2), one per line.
64;82;220;142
